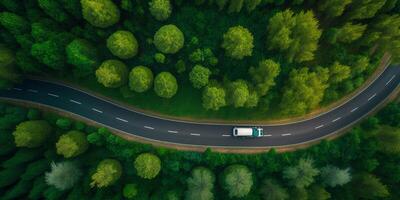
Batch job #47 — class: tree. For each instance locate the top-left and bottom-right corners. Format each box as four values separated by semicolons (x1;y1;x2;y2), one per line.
95;59;128;88
2;148;42;168
81;0;120;28
0;12;29;35
267;10;321;63
149;0;172;21
45;161;82;191
249;59;280;96
31;19;58;42
307;185;330;200
378;102;400;127
227;0;245;13
280;67;329;115
12;120;51;148
91;159;122;188
123;183;138;199
245;0;262;12
1;180;32;200
56;130;89;158
38;0;69;23
220;164;253;198
318;0;352;18
0;167;24;188
334;23;367;43
66;39;99;77
154;24;184;54
21;159;51;181
154;72;178;98
185;167;215;200
154;52;166;63
348;0;386;20
107;30;139;59
351;173;389;199
227;80;250;108
320;166;352;187
202;86;226;110
134;153;161;179
129;66;153;93
329;62;351;84
282;158;320;188
56;118;72;130
0;45;20;89
377;126;400;154
189;65;211;89
259;179;289;200
221;25;254;59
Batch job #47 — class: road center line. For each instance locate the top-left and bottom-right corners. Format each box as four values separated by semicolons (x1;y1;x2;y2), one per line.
222;134;230;137
368;93;376;101
69;99;82;105
281;133;291;136
332;117;341;122
47;93;59;98
144;126;154;130
190;133;200;136
168;130;178;133
264;134;272;137
386;75;396;85
13;87;22;91
351;107;359;112
116;117;128;123
315;125;324;129
28;89;38;93
91;108;103;113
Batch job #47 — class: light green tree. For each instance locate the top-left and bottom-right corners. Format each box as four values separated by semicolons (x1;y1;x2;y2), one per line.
227;80;250;108
245;0;262;12
329;62;351;84
154;72;178;98
45;161;82;190
249;59;280;96
189;65;211;89
348;0;386;20
149;0;172;21
95;59;128;88
222;25;254;59
56;130;89;158
318;0;352;18
227;0;245;13
320;165;352;187
66;39;99;77
12;120;52;148
107;30;138;59
282;158;320;188
81;0;120;28
134;153;161;179
91;159;122;188
154;24;184;54
336;23;367;43
220;164;253;198
185;167;215;200
129;66;153;93
202;86;226;111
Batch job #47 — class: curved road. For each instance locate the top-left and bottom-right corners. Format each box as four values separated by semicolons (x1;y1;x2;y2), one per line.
0;65;399;147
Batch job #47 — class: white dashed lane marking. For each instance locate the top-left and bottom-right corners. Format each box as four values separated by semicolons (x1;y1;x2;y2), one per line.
315;125;324;129
69;99;82;105
28;89;38;93
332;117;341;122
144;126;154;130
351;107;359;112
91;108;103;113
264;134;272;137
116;117;128;123
168;130;178;133
386;75;396;85
190;133;200;136
368;93;376;101
13;88;22;91
222;134;231;137
281;133;291;136
48;93;59;98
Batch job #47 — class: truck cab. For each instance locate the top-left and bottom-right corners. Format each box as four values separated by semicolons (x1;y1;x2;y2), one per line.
232;127;264;137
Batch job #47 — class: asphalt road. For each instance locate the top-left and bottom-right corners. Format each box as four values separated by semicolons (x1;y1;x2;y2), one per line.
0;65;399;148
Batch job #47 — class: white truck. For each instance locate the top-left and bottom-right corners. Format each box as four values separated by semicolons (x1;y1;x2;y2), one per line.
232;127;264;137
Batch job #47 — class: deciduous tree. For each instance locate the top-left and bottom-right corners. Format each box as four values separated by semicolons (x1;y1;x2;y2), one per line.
283;158;320;188
66;38;99;77
185;167;215;200
129;66;154;93
56;130;89;158
134;153;161;179
249;59;280;96
107;30;139;59
154;24;184;54
189;65;211;89
149;0;172;21
220;164;253;198
12;120;51;148
154;72;178;98
222;25;254;59
91;159;122;188
95;59;128;88
202;86;226;110
45;161;82;190
81;0;120;28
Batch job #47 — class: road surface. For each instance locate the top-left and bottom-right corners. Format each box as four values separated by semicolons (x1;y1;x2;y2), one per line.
0;65;399;147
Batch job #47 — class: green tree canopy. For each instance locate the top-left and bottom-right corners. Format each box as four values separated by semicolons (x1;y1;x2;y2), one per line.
56;130;89;158
318;0;352;18
45;161;82;191
66;38;99;77
221;25;254;59
377;126;400;154
154;72;178;98
307;185;331;200
95;59;128;88
149;0;172;21
81;0;120;28
91;159;122;188
320;166;351;187
134;153;161;179
38;0;69;23
283;158;320;188
221;164;253;198
249;59;280;97
329;62;351;84
129;66;153;93
189;65;211;89
154;24;184;54
348;0;386;20
12;120;52;148
267;10;321;63
0;44;20;89
107;30;139;59
202;86;226;111
351;173;389;199
0;12;30;35
227;80;250;108
123;183;138;199
259;179;289;200
335;23;367;43
185;167;215;200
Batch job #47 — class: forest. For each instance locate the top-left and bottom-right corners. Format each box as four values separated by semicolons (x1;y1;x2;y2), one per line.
0;0;399;120
0;100;399;200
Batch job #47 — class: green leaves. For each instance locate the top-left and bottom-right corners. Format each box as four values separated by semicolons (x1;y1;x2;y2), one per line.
95;59;128;88
56;130;89;158
185;167;215;200
220;164;253;198
189;65;211;89
107;30;139;59
149;0;172;21
134;153;161;179
81;0;120;28
12;120;51;148
154;72;178;98
154;24;185;54
202;86;226;110
90;159;122;188
129;66;154;93
222;25;254;60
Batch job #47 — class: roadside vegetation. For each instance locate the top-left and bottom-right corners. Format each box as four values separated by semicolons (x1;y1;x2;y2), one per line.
0;0;399;120
0;101;399;199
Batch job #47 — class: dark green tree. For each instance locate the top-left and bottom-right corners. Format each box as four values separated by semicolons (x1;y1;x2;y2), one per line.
81;0;120;28
220;164;253;198
66;38;100;77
